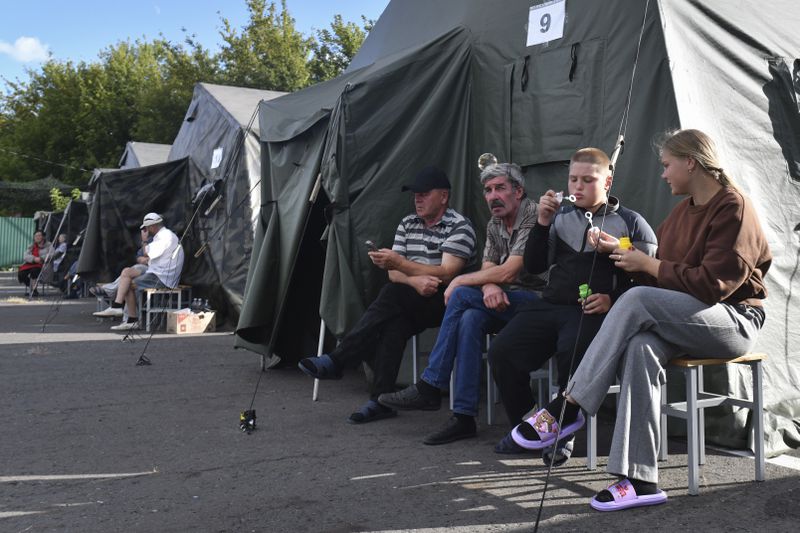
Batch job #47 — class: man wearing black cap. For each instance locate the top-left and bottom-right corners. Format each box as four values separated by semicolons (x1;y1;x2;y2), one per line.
298;166;477;424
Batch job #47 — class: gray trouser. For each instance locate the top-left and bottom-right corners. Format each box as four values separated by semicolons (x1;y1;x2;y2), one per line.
566;286;761;483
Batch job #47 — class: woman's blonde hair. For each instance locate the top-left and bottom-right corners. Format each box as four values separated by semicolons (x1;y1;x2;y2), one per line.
657;129;737;189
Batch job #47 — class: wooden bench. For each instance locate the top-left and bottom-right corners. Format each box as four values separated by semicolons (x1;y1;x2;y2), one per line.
662;353;766;495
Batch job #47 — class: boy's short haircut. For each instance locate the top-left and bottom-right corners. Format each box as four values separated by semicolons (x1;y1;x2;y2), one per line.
570;147;611;171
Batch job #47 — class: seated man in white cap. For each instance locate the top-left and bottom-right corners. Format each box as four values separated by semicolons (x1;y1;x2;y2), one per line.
95;213;184;331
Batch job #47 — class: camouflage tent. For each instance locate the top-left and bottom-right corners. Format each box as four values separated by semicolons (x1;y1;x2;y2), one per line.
77;159;194;281
236;0;800;454
0;176;74;216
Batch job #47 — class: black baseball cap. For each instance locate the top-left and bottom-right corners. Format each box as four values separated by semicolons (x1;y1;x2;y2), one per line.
401;166;451;193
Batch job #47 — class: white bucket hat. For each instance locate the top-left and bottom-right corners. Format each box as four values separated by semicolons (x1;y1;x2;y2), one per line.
140;212;163;229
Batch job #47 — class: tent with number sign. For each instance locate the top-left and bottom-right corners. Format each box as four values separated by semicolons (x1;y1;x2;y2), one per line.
77;83;285;322
235;0;800;455
165;82;285;318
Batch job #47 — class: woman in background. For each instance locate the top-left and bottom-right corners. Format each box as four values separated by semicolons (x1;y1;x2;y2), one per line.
18;230;52;297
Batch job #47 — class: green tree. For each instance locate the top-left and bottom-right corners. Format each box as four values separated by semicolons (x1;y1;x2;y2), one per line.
50;187;82;211
308;15;372;84
133;36;221;142
218;0;311;91
0;38;217;187
0;0;373;204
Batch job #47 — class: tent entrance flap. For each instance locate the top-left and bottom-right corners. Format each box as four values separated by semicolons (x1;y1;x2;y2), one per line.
234;119;329;357
271;195;331;364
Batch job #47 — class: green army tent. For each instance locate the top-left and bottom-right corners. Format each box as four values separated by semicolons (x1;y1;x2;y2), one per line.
118;141;172;169
236;0;800;454
77;83;285;322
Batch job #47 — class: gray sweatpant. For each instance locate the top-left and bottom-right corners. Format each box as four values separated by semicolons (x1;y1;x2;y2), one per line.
566;286;762;483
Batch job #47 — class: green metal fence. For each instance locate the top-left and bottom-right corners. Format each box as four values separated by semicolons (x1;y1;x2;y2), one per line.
0;217;35;268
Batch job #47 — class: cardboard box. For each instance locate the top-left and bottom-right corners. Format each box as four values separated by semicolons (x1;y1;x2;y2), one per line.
166;311;216;334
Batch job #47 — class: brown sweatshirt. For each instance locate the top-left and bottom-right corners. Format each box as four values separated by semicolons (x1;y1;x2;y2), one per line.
641;187;771;306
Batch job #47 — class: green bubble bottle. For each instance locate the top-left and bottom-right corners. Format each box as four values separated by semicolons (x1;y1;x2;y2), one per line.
578;283;592;300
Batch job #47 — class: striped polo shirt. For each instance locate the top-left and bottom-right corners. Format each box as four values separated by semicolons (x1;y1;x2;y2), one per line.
392;207;477;266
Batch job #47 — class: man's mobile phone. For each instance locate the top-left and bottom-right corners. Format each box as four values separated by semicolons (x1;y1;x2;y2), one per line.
365;240;379;252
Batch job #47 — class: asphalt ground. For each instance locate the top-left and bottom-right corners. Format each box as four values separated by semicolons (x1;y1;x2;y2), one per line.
1;273;799;532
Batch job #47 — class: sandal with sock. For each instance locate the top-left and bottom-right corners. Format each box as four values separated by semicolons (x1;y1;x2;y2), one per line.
511;393;585;450
590;478;667;511
348;400;397;424
297;354;343;380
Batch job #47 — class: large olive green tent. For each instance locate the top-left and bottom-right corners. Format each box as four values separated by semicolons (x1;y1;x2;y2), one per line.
77;83;285;321
236;0;800;454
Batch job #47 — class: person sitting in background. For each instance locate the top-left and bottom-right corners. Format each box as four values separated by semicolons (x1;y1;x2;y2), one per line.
49;233;69;292
17;230;52;297
51;234;68;272
95;213;184;331
91;230;151;303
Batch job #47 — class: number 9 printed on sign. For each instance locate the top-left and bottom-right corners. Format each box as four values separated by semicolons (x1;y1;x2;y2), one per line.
526;0;566;47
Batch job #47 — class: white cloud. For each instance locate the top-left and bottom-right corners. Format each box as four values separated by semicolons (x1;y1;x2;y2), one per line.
0;36;50;63
154;4;161;15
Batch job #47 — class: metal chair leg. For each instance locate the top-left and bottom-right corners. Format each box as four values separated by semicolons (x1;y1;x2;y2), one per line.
753;360;765;481
659;384;668;461
486;358;494;425
412;335;418;384
587;412;597;470
686;367;700;495
312;319;325;402
698;365;706;465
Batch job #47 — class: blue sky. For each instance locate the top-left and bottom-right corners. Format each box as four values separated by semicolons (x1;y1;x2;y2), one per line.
0;0;389;89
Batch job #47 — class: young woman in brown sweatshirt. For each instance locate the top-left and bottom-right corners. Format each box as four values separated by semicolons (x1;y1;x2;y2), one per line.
508;129;772;511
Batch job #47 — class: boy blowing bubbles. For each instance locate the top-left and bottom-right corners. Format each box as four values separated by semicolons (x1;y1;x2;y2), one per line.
538;157;615;313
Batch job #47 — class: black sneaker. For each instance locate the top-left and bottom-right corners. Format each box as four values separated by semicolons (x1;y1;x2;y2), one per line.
423;415;477;445
377;384;441;411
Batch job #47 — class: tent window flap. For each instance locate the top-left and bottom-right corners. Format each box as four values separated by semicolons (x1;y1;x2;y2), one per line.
508;38;606;166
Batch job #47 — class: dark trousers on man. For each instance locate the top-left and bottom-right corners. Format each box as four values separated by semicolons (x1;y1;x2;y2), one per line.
329;282;446;399
488;298;606;426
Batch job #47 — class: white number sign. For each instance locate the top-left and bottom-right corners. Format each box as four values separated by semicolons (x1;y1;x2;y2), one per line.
526;0;566;47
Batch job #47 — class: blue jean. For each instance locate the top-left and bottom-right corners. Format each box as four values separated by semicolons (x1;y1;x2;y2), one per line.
421;286;539;417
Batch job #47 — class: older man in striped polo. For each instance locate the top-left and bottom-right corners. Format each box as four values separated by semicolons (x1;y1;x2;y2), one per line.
298;166;477;424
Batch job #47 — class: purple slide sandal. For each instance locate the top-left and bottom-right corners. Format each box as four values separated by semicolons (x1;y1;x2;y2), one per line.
590;479;668;511
511;408;585;450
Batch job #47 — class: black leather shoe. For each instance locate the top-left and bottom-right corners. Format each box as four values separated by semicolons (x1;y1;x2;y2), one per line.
377;384;441;411
423;415;477;445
